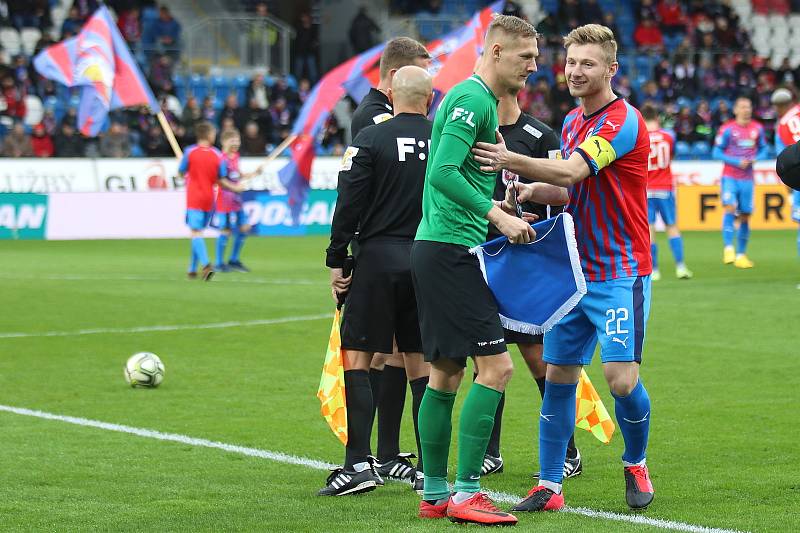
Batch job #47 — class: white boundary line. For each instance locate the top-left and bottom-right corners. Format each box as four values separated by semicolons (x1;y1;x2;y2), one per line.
0;404;746;533
0;274;325;286
0;313;332;339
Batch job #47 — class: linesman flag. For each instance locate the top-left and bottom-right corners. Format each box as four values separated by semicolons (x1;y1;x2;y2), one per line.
317;308;347;445
576;369;615;444
33;6;158;136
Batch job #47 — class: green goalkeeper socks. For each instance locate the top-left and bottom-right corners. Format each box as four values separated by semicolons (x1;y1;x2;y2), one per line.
419;386;456;501
454;382;502;493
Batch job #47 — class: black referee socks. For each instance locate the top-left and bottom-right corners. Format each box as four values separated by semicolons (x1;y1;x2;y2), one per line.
344;369;373;469
377;364;407;462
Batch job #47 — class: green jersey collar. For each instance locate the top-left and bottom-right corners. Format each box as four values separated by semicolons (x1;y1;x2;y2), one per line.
468;74;497;101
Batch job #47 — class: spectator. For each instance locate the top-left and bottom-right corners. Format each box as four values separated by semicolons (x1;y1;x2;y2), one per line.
149;54;173;93
143;124;171;156
30;122;54;157
601;13;621;49
556;0;579;31
154;5;180;59
117;7;141;47
41;108;57;135
200;96;216;123
551;73;574;128
240;121;266;156
320;114;344;152
218;93;248;131
673;58;697;98
0;75;25;121
711;99;733;131
1;121;32;156
776;57;795;87
502;0;525;19
72;0;99;21
348;7;380;54
673;105;696;142
100;122;131;157
639;80;662;104
181;96;202;130
634;17;664;51
270;76;296;106
636;0;658;23
528;79;554;125
297;78;311;104
12;54;33;94
694;99;713;143
581;0;603;24
292;12;319;83
268;97;292;139
657;0;686;37
536;13;561;47
61;6;84;38
614;75;638;106
242;96;273;139
246;74;269;110
248;3;279;71
714;16;739;49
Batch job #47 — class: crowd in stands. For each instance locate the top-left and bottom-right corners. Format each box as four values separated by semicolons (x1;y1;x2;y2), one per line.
1;0;799;159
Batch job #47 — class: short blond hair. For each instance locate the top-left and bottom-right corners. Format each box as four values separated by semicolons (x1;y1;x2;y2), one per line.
563;24;617;65
486;14;538;41
220;128;241;144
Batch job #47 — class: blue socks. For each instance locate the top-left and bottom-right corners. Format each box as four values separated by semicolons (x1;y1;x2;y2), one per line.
191;237;209;268
737;221;750;254
230;232;246;262
215;234;229;268
613;380;651;465
189;243;198;273
722;212;736;247
538;381;577;484
650;243;658;270
668;236;684;264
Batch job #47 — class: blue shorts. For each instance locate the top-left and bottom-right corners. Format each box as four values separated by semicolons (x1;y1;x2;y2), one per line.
212;209;247;230
792;191;800;223
647;191;676;226
721;177;754;215
543;275;651;366
186;209;212;231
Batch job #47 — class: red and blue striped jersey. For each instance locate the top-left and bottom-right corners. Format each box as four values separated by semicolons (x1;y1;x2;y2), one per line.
217;152;242;213
561;97;652;281
712;120;768;180
178;144;228;211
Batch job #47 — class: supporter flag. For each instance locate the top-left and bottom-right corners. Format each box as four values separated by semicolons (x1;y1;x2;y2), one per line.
317;308;348;445
279;43;384;224
33;6;158;136
576;369;615;444
469;213;587;335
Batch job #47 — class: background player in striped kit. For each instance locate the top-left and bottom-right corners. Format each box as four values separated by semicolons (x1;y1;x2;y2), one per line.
712;96;769;269
641;103;692;281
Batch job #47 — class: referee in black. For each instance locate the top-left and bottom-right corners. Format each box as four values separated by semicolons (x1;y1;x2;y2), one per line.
475;88;580;479
320;66;433;497
349;36;432;486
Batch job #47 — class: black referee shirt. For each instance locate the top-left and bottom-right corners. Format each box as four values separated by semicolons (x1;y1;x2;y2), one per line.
487;112;562;239
350;88;394;139
326;113;432;268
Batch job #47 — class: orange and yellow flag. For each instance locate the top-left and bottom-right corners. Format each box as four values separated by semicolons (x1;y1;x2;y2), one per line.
575;369;615;444
317;309;348;445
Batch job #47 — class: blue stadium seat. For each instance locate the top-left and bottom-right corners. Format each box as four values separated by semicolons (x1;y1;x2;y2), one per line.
675;141;691;159
189;74;208;100
691;141;711;158
234;74;250;103
285;74;298;90
539;0;558;14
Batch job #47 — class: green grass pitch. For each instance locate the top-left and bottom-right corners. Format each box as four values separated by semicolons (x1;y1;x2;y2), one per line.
1;231;798;532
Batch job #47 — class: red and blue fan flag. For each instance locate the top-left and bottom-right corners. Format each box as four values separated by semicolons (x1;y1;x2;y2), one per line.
33;6;158;136
279;43;385;224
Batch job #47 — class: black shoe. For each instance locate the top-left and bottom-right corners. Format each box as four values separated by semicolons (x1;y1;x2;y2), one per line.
375;452;416;481
317;467;379;496
215;264;232;273
413;470;424;495
624;464;654;510
227;260;250;273
480;454;504;476
533;448;582;479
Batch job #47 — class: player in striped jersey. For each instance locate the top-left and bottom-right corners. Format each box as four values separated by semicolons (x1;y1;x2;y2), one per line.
641;104;692;281
772;88;800;272
473;24;654;512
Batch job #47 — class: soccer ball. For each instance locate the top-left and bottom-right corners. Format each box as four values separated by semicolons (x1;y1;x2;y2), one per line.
124;352;165;388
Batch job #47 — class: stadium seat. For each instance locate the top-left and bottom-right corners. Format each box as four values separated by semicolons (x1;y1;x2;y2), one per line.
23;95;43;126
675;141;691;159
20;28;41;56
691;141;711;159
0;28;21;56
189;74;208;100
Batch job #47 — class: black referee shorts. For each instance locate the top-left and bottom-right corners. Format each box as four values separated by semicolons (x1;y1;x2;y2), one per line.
411;240;507;367
340;238;422;354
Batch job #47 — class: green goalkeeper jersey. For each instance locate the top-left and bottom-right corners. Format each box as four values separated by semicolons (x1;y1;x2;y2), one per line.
415;74;499;247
